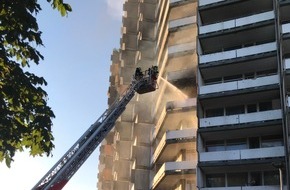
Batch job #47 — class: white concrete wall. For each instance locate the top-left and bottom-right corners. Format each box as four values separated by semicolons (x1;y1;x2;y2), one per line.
199;75;279;95
282;23;290;34
200;146;285;162
199;11;274;34
199;42;277;64
285;58;290;70
200;109;282;128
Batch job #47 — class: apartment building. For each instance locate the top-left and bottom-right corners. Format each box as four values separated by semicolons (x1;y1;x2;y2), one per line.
98;0;198;190
196;0;290;189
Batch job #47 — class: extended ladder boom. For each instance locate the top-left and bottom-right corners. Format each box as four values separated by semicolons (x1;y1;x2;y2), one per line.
32;66;158;190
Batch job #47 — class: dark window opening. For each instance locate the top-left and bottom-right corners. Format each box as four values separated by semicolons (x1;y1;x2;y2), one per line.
259;101;272;111
206;174;225;187
226;105;245;115
247;104;257;113
249;137;260;149
206;108;224;117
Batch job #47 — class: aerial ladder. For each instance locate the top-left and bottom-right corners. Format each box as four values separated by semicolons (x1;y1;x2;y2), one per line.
32;66;159;190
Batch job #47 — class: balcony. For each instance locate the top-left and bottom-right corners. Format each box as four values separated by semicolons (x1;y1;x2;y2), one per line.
200;42;276;64
199;11;274;34
151;128;196;164
200;109;282;128
166;98;196;111
153;98;196;140
199;74;279;95
151;161;196;190
200;146;284;162
282;23;290;34
168;41;196;55
169;16;196;29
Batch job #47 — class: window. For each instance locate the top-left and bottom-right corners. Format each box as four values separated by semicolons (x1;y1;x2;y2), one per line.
259;101;272;111
264;171;280;185
247;104;257;113
249;137;260;149
227;172;247;186
256;69;276;77
206;108;224;117
206;140;225;152
204;77;222;85
206;174;225;187
261;135;283;148
226;138;247;150
226;105;244;115
224;74;242;82
249;172;262;186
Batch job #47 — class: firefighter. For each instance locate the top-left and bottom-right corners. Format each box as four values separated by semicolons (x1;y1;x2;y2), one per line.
134;67;143;80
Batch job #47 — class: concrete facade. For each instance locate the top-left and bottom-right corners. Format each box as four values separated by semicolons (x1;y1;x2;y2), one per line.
197;0;290;189
98;0;198;190
98;0;290;189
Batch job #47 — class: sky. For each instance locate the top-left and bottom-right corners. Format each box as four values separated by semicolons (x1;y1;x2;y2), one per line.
0;0;124;189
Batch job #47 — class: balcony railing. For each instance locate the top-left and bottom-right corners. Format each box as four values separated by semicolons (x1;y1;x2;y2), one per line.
168;41;196;55
285;58;290;70
199;11;274;34
200;42;276;64
169;16;197;29
282;23;290;34
200;186;287;190
151;161;197;189
166;98;196;110
200;109;282;128
200;146;285;162
199;0;225;6
151;128;196;164
199;74;279;95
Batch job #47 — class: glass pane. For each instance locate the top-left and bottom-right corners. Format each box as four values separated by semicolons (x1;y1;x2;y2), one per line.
247;104;257;113
226;138;247;150
249;172;262;186
259;101;272;111
261;135;283;148
206;108;224;117
227;172;247;187
249;137;260;149
206;174;225;187
206;140;225;152
264;171;279;185
226;105;244;115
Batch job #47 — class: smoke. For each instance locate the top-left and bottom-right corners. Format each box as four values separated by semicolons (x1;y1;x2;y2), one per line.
106;0;124;20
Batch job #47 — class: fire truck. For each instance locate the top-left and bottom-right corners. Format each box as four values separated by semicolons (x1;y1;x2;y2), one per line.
32;66;159;190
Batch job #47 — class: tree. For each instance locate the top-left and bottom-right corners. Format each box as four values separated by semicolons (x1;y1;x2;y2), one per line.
0;0;72;167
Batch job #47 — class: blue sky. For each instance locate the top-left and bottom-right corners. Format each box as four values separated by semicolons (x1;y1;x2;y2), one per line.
0;0;123;189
